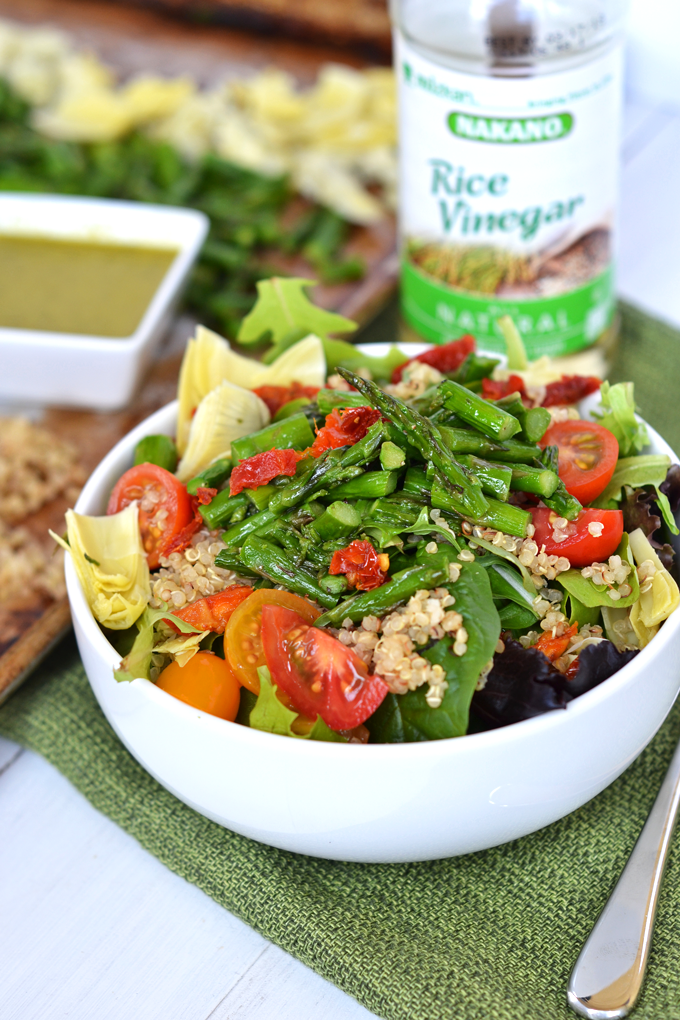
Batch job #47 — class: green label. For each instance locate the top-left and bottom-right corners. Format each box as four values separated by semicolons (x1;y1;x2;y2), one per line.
401;258;614;358
447;111;574;144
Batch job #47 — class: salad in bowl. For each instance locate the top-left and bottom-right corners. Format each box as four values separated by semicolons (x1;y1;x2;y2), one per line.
58;279;680;860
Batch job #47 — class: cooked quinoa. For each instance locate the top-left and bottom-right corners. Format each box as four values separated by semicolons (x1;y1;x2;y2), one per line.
0;517;65;606
149;527;252;609
464;521;571;589
386;360;443;401
0;416;85;608
0;416;84;523
334;574;465;709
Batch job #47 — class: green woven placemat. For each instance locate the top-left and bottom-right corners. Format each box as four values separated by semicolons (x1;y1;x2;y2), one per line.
1;301;679;1020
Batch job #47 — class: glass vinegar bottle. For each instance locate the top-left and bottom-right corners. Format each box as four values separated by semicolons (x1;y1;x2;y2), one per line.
391;0;627;372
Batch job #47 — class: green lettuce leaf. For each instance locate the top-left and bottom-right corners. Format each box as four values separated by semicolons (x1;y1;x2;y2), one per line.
366;561;501;742
249;666;346;742
556;534;640;609
592;381;649;457
320;337;408;382
237;277;357;346
592;454;671;507
654;487;680;536
114;605;198;683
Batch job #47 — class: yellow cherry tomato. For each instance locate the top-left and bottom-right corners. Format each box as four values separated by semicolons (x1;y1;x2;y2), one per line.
156;651;240;721
224;589;321;694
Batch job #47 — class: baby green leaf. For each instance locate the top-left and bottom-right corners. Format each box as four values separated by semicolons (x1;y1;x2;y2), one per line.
249;666;347;742
592;454;670;507
557;534;640;609
237;277;357;346
592;381;649;457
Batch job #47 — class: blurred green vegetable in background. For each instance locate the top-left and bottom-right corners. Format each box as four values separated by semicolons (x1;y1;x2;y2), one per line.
0;79;364;339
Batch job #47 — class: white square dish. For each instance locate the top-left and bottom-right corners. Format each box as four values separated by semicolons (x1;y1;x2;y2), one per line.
0;193;208;410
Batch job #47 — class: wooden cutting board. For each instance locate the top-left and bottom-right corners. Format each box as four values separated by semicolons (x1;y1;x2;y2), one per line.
0;0;398;704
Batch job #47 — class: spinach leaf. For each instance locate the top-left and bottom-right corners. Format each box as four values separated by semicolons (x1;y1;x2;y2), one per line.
557;534;639;609
498;603;538;630
366;561;500;742
564;592;602;629
487;561;540;617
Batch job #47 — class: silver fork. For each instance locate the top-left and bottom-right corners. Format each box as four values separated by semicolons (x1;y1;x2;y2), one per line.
567;737;680;1018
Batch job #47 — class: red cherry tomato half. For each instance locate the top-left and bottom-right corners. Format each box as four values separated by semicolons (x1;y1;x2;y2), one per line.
539;420;619;504
529;507;624;569
107;463;193;570
261;605;388;730
229;448;302;496
390;335;476;383
169;585;253;634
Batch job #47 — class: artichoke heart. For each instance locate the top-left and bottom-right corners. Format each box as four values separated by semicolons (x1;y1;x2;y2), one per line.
263;333;326;389
153;630;210;667
628;527;680;645
176;379;269;482
176;324;325;454
177;325;238;455
55;504;150;629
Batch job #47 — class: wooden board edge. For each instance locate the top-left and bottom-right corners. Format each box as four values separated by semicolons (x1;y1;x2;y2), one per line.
0;598;72;707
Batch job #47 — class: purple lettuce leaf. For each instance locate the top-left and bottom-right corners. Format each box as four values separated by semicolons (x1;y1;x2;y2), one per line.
560;641;639;698
620;485;675;571
660;463;680;515
471;640;567;729
472;639;639;730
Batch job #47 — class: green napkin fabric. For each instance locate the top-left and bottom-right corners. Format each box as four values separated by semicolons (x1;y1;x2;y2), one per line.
2;301;680;1020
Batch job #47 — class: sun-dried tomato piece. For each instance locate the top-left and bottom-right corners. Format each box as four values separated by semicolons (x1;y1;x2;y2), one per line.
541;376;602;407
391;335;476;383
481;374;528;401
253;382;320;416
533;623;578;663
329;540;389;591
229;448;302;496
307;406;382;457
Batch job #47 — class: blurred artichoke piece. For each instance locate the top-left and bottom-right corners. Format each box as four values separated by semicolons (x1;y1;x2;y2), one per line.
175;379;269;482
628;527;680;645
176;325;325;454
54;503;150;629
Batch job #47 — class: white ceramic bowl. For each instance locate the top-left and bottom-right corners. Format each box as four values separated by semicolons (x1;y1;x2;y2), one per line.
67;348;680;862
0;194;208;410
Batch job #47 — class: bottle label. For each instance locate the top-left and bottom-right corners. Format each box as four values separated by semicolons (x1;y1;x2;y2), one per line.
396;31;623;357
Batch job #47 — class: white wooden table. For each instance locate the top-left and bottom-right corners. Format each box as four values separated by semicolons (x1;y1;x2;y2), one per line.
2;97;680;1020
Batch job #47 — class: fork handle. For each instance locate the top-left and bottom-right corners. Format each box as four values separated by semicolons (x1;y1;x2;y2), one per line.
568;738;680;1019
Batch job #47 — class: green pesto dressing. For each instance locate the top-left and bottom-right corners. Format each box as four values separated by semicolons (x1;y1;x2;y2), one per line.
0;234;178;337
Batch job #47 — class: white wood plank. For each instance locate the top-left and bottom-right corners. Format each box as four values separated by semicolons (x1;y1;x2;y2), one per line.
0;749;270;1020
0;749;380;1020
618;114;680;328
209;943;378;1020
0;734;22;772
